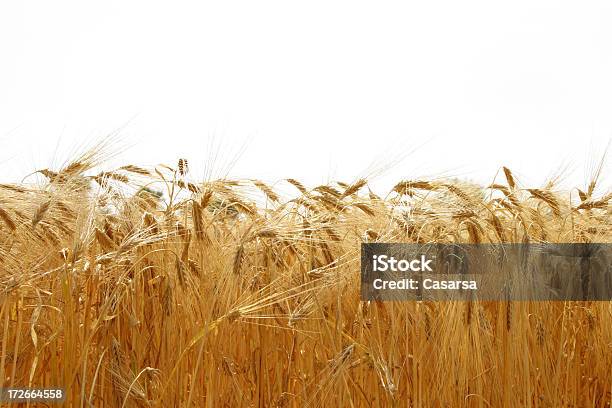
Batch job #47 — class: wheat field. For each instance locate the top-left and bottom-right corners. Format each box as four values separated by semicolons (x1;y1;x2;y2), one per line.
0;149;610;407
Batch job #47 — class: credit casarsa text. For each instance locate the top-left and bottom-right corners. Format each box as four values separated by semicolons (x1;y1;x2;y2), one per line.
372;278;477;290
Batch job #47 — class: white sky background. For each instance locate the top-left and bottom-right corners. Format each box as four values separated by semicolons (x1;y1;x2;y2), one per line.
0;1;611;193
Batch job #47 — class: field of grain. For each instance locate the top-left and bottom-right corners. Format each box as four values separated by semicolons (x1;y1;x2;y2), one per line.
0;150;610;407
